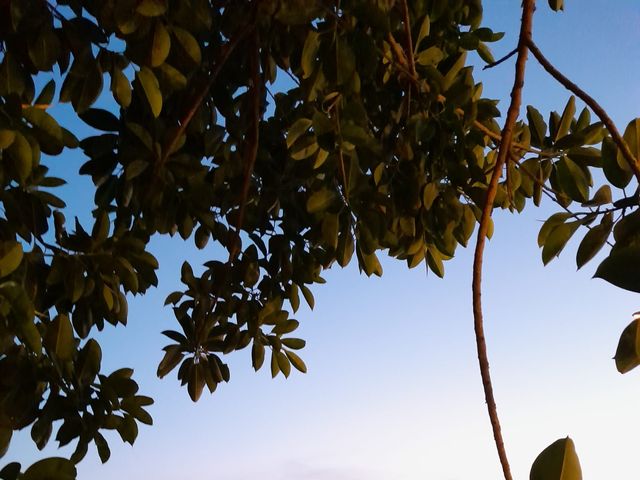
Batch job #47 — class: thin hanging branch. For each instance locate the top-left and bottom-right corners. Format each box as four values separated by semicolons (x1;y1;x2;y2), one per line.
483;47;518;70
228;29;262;263
526;39;640;183
471;1;536;479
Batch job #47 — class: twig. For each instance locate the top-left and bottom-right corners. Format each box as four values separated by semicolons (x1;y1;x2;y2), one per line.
471;2;535;480
483;47;518;70
228;30;262;262
400;0;417;78
527;39;640;183
155;23;253;177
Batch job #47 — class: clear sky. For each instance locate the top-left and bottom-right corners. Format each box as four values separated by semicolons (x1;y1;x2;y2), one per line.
7;1;640;479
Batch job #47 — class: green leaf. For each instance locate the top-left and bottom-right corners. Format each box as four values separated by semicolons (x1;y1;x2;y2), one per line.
28;27;60;71
137;0;168;16
416;46;444;67
23;107;64;155
548;0;564;11
285;350;307;373
157;345;184;378
291;140;319;160
594;247;640;293
22;458;77;480
77;339;102;386
286;118;313;148
541;221;581;265
272;319;299;335
576;213;612;269
0;242;23;278
157;63;187;90
35;79;56;107
415;15;431;51
618;118;640;171
0;52;25;96
5;131;33;184
301;30;320;79
602;137;632;188
555;156;589;203
527;106;547;148
111;68;132;108
137;67;162;117
276;351;291;378
306;188;335;213
270;350;280;378
79;108;120;132
555;96;575;142
252;341;265;371
530;437;581;480
300;284;314;310
172;27;202;65
614;318;640;374
0;427;11;457
0;129;16;149
476;42;495;64
151;22;171;67
94;432;111;464
44;314;75;361
282;338;306;350
187;362;205;402
442;52;467;91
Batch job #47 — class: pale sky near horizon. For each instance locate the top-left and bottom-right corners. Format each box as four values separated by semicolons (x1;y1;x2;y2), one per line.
6;2;640;479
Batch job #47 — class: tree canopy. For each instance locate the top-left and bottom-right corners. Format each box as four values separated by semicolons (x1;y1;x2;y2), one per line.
1;0;639;478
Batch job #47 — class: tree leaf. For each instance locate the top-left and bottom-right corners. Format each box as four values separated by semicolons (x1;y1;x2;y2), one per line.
0;427;11;458
285;350;307;373
527;105;547;148
172;27;201;65
306;189;335;213
5;131;33;184
555;96;575;142
594;247;640;293
252;341;265;371
301;31;320;79
286;118;313;148
151;21;171;67
416;46;444;67
111;68;132;108
548;0;564;11
614;318;640;374
79;108;120;132
0;241;23;278
542;221;580;265
276;351;291;378
618;118;640;171
137;67;162;117
576;213;612;269
22;458;77;480
530;437;581;480
44;314;75;361
137;0;168;16
602;137;633;188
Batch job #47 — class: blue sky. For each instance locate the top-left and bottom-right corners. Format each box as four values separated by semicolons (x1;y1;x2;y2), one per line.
7;1;640;479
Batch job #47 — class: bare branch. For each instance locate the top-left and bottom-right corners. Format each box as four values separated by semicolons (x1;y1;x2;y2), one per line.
527;39;640;183
472;1;536;479
483;47;518;70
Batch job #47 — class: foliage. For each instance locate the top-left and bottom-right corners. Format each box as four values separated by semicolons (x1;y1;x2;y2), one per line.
0;0;638;478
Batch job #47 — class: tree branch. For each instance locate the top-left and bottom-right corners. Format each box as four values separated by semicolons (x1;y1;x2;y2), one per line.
483;47;518;70
155;23;253;176
228;29;262;262
472;2;535;480
527;39;640;183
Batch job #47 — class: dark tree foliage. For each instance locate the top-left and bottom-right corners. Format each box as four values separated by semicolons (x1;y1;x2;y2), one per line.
0;0;638;478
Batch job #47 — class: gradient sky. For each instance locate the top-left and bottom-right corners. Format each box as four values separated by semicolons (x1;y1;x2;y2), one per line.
7;1;640;479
